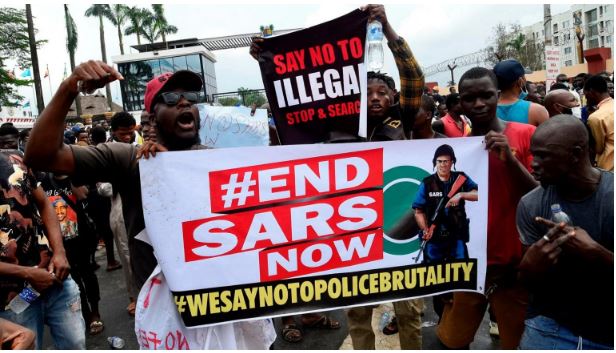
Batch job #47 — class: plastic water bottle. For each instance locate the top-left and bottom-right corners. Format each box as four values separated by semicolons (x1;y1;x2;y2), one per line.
7;284;40;314
107;336;125;349
550;204;572;225
378;311;392;331
367;21;384;72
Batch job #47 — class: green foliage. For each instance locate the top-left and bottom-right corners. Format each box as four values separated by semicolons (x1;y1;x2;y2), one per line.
218;97;240;106
84;4;110;19
0;68;31;107
104;4;129;26
125;6;152;45
216;88;267;107
105;5;130;55
142;5;177;44
64;5;78;56
0;7;45;67
151;5;175;39
0;7;44;106
485;23;544;71
238;87;267;107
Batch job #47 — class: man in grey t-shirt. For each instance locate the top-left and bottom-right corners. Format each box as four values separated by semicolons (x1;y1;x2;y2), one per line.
516;115;613;349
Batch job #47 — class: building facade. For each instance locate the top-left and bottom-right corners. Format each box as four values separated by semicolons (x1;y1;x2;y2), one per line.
523;4;613;69
112;46;217;113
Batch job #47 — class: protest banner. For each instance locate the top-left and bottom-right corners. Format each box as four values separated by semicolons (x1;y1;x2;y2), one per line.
140;137;488;328
545;46;560;89
135;265;276;350
198;105;270;148
257;9;369;144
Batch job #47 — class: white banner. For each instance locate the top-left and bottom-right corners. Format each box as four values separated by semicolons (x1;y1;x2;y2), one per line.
545;45;561;89
140;137;488;328
198;105;270;148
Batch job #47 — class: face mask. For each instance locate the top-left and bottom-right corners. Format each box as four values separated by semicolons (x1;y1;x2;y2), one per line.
571;106;582;119
519;88;528;100
557;104;581;119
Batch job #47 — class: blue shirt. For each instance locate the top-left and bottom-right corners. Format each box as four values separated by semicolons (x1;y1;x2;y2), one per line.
497;99;531;124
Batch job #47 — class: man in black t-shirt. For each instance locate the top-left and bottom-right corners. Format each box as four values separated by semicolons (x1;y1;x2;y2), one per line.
517;115;613;349
25;60;204;290
41;173;104;336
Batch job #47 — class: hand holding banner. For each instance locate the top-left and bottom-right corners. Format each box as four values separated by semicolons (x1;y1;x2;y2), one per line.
257;9;369;144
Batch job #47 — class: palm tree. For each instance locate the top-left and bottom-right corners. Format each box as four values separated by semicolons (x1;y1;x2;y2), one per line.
104;4;130;55
64;4;81;116
151;5;177;48
142;15;159;44
125;7;151;46
506;33;526;60
25;5;44;113
85;5;113;109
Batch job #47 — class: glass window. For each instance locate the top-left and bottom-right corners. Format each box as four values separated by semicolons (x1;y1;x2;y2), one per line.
173;56;187;71
147;59;161;77
117;60;155;112
159;57;174;73
565;60;572;66
564;47;572;54
554;36;559;45
589;24;599;36
186;55;201;73
553;23;558;33
589;38;599;48
607;35;612;44
563;20;570;29
586;9;597;23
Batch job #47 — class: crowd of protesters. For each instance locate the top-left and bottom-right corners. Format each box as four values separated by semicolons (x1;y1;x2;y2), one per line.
0;3;613;350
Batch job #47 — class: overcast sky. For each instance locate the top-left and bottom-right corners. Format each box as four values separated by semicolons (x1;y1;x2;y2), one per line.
7;1;575;114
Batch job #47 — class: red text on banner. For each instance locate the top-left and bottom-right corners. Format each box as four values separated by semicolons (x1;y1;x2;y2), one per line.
208;148;383;212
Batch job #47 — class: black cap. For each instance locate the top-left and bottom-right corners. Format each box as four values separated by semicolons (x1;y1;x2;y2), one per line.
432;144;456;167
493;59;525;89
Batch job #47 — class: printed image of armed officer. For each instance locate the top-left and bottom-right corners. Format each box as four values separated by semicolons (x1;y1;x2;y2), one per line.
412;144;478;263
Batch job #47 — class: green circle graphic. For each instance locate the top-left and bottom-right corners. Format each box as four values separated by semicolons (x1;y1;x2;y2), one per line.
383;166;430;255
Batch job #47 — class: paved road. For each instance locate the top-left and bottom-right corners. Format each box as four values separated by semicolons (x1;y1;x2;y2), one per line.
40;247;499;349
43;247;139;350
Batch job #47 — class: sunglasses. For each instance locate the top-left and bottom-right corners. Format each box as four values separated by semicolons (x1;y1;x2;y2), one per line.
158;91;200;106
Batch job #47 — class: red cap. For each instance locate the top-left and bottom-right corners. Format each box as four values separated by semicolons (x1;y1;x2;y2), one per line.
143;70;203;113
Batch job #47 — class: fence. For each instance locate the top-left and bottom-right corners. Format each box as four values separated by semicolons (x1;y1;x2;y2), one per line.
211;89;267;106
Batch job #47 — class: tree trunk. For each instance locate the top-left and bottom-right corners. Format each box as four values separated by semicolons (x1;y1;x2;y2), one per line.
99;15;113;110
136;32;141;46
69;52;81;116
117;23;124;55
162;31;167;49
25;5;45;115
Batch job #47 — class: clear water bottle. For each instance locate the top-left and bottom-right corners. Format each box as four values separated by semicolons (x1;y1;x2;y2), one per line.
7;284;40;314
367;21;384;72
378;310;392;331
550;204;572;225
107;336;125;349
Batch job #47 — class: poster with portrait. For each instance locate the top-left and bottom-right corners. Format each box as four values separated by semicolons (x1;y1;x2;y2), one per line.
48;195;78;240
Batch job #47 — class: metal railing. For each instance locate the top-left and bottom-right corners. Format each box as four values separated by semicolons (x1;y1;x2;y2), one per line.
211;89;267;106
